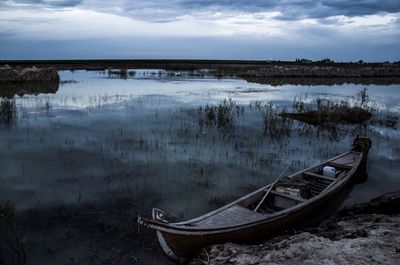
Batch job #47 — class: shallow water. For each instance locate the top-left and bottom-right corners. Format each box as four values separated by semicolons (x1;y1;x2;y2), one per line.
0;70;399;264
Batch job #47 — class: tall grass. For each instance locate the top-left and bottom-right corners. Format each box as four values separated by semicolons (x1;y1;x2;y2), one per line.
292;88;374;113
107;69;136;79
198;99;242;137
262;103;292;140
0;98;17;127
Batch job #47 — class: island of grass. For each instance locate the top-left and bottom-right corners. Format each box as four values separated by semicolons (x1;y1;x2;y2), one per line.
280;90;373;125
281;106;372;125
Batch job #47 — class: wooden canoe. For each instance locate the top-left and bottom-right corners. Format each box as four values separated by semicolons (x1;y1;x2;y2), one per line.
138;138;371;262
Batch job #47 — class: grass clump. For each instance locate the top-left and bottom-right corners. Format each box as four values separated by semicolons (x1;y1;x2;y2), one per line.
107;69;136;79
0;98;17;127
285;89;372;125
198;99;243;136
262;103;292;140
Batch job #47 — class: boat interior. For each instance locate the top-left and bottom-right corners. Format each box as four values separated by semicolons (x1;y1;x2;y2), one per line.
172;152;361;229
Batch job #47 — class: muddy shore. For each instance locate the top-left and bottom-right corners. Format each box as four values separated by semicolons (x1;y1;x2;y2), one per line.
190;191;400;265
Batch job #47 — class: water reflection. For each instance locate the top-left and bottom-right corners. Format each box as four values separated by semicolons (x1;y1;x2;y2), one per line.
0;98;17;127
0;70;399;265
0;81;59;98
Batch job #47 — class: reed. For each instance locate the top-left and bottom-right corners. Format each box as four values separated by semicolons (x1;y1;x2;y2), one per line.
198;99;240;137
0;98;17;127
262;103;292;140
107;69;136;79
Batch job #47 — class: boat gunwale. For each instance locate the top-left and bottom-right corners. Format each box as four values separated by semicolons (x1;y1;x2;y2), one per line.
138;151;363;235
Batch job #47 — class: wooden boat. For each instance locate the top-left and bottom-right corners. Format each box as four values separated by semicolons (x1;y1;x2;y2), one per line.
138;137;371;262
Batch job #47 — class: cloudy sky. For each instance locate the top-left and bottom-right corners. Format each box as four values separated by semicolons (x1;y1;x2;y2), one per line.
0;0;399;61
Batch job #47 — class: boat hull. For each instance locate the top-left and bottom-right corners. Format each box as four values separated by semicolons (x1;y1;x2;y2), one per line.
157;173;360;259
138;145;371;261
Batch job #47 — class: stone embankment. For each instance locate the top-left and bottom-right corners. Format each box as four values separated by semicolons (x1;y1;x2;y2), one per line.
0;65;59;82
191;191;400;265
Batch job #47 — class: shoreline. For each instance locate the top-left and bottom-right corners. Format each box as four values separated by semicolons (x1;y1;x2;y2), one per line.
1;59;399;71
190;191;400;265
1;59;399;86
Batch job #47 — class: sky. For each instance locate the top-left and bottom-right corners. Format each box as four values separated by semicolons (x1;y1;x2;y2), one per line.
0;0;399;61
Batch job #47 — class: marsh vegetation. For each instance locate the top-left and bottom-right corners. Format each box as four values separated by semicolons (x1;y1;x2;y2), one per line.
0;70;399;264
283;88;373;125
0;98;16;127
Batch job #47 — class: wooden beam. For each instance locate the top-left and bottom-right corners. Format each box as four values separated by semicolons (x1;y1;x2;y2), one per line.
327;162;352;170
304;172;335;182
270;190;306;203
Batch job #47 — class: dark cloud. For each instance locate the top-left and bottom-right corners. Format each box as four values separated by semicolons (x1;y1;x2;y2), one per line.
5;0;82;8
322;1;400;17
2;0;400;22
1;1;399;61
104;0;400;23
179;0;400;17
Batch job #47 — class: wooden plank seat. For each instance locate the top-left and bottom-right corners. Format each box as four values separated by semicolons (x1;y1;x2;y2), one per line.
270;190;306;203
327;162;352;170
309;186;324;194
309;182;328;189
304;171;335;182
193;205;266;229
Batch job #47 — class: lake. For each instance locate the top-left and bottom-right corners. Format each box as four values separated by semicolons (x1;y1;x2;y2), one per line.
0;69;399;264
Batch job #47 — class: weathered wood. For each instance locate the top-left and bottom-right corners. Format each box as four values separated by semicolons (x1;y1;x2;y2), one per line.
254;164;292;212
304;172;335;182
309;182;328;190
193;205;266;229
327;162;352;170
137;147;370;262
270;190;306;203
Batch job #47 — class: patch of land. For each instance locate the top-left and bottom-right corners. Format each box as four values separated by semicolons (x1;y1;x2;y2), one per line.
190;191;400;265
1;59;399;85
244;76;400;86
0;65;59;98
0;65;59;83
281;107;372;125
